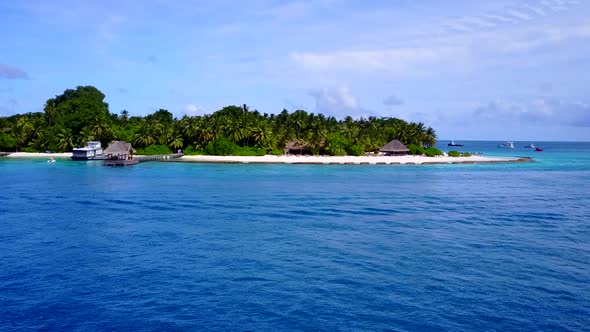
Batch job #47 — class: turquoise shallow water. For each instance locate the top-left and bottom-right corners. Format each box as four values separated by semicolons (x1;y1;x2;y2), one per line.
1;141;589;331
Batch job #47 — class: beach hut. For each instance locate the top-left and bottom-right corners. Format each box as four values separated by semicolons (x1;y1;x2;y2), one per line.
103;141;137;166
284;141;326;155
285;141;310;155
379;140;409;156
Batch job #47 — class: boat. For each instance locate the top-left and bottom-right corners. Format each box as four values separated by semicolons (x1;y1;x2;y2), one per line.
524;143;536;148
47;157;56;163
535;147;544;152
497;141;515;149
448;140;464;147
71;141;105;160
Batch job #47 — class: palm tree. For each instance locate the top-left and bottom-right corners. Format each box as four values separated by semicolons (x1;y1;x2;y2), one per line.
120;110;129;127
57;128;75;152
30;130;50;152
91;118;112;143
424;127;437;147
307;120;327;154
133;120;155;148
79;126;95;146
252;124;272;148
167;128;184;150
12;116;33;151
43;100;57;127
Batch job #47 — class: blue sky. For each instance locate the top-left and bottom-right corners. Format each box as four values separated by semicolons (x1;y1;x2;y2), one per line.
0;0;589;141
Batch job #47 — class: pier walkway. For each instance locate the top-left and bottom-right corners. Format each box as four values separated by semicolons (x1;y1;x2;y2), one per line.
103;153;184;166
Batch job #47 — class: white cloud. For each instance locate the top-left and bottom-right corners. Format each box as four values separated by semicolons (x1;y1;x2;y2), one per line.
308;87;370;117
291;47;454;75
472;99;590;127
182;104;206;117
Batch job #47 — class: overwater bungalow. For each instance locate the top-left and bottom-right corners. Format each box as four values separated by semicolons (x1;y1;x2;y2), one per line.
379;140;409;156
103;141;138;166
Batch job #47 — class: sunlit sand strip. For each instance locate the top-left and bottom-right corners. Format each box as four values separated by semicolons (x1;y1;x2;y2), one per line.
178;155;531;165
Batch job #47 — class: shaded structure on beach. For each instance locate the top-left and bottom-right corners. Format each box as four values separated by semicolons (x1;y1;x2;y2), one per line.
103;141;138;166
380;140;409;156
284;141;326;155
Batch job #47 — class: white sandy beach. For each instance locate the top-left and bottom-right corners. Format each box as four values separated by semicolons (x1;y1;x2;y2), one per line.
178;154;525;165
5;152;73;158
2;152;529;164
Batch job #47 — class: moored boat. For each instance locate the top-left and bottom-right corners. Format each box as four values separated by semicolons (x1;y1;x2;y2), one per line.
497;141;515;149
448;140;464;147
72;141;105;160
535;147;544;152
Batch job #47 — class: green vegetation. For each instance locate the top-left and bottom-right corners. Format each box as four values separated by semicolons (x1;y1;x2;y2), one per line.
424;147;443;157
0;132;16;151
408;144;426;156
268;148;284;156
0;85;438;155
136;145;172;155
448;150;461;157
448;150;472;157
183;145;204;155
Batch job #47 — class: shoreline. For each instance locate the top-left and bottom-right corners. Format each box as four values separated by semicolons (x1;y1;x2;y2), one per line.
1;152;531;165
179;155;532;165
176;155;530;165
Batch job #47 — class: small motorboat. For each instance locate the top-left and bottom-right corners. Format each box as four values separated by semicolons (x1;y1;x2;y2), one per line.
497;141;515;148
524;143;536;148
448;140;464;147
47;157;56;163
535;147;544;152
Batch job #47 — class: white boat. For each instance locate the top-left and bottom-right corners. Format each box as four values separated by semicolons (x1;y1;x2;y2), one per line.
72;141;105;160
497;141;515;149
524;143;536;148
448;140;464;147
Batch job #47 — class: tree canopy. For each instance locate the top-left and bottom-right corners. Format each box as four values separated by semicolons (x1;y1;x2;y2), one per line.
0;86;437;154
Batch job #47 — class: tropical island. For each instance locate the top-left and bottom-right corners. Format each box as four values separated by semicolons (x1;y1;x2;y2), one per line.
0;85;525;164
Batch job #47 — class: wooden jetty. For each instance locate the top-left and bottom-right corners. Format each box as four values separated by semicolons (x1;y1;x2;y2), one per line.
103;153;184;166
101;141;185;167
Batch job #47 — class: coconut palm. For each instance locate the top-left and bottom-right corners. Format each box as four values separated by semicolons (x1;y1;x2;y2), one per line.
12;116;33;151
30;130;50;152
166;128;184;150
133;120;155;148
120;110;129;127
43;101;58;127
57;128;75;152
91;119;112;142
79;126;95;146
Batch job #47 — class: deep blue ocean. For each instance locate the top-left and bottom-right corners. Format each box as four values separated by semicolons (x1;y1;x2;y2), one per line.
1;141;589;331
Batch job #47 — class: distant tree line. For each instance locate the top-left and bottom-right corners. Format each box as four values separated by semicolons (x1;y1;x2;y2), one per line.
0;86;437;155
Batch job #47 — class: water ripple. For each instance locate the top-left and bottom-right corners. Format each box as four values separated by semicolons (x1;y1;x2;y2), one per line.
0;158;589;331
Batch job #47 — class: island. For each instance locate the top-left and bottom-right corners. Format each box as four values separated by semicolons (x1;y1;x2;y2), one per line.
0;85;530;165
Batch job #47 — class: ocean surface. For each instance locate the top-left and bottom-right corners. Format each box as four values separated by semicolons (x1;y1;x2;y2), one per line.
1;141;589;331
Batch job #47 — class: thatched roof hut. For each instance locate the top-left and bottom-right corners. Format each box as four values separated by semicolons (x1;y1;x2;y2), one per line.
284;140;326;155
104;141;136;156
379;140;409;156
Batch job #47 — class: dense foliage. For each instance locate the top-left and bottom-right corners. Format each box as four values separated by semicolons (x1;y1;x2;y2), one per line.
448;150;472;157
448;150;461;157
0;86;438;155
424;147;443;157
